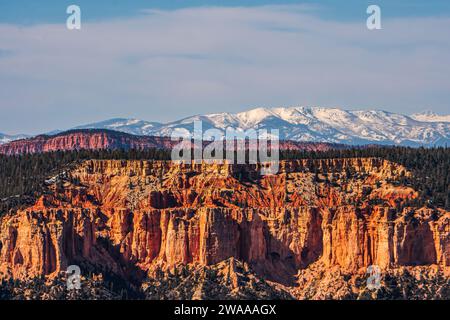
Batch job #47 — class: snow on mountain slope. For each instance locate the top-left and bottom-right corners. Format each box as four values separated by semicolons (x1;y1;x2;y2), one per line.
0;136;9;145
69;107;450;147
411;111;450;123
0;133;29;145
73;118;162;136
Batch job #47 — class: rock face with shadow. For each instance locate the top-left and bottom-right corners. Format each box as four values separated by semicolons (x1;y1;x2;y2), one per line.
0;159;448;299
0;129;338;156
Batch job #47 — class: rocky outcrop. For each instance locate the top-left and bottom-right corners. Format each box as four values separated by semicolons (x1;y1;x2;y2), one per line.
0;130;177;155
0;209;102;278
0;129;339;156
0;159;448;298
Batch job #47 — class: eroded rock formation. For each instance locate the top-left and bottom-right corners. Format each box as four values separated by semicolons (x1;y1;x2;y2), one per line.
0;158;448;298
0;130;177;155
0;129;337;155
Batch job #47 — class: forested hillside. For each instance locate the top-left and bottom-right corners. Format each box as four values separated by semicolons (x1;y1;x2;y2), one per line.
280;146;450;208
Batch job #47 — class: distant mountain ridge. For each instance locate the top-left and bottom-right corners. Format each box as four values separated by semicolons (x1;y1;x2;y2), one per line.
0;129;175;155
0;129;338;155
1;106;450;147
411;111;450;123
0;133;29;145
73;106;450;147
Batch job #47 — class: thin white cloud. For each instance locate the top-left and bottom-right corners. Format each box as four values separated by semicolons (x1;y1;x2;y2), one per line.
0;5;449;134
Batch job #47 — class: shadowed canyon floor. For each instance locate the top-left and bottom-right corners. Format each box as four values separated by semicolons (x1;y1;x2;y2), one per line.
0;158;449;299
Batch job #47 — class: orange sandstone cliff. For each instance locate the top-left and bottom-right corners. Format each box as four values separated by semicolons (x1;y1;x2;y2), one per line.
0;158;448;299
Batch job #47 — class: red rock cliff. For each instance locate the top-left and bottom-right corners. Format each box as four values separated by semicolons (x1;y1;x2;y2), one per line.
0;130;177;155
0;159;448;286
0;129;338;155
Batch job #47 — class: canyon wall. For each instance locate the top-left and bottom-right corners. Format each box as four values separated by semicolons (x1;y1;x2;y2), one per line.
0;159;448;286
0;129;337;155
0;130;176;155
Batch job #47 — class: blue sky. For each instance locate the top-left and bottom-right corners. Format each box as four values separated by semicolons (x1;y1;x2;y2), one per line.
1;1;450;134
2;0;450;23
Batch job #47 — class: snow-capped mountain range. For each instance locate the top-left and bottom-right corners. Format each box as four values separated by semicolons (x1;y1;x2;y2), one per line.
0;133;29;145
72;107;450;147
1;107;450;146
410;111;450;123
